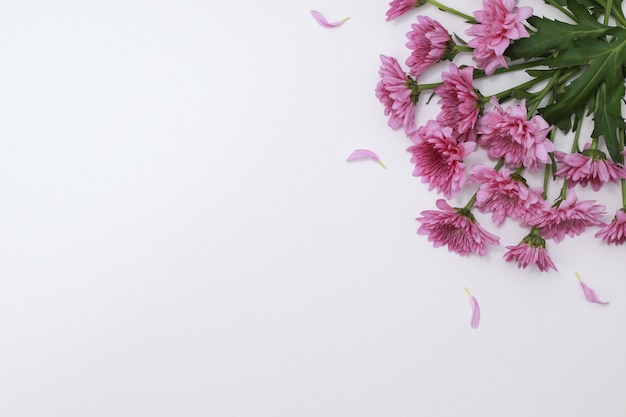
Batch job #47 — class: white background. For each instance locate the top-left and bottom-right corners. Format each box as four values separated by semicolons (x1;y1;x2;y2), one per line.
0;0;624;416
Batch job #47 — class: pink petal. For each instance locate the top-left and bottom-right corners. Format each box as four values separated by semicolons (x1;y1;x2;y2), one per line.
346;149;386;168
465;287;480;329
575;273;610;305
310;10;350;28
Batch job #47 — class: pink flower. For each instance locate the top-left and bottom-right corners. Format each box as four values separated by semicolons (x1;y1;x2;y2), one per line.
405;16;452;77
527;191;606;243
375;54;418;133
465;0;533;75
386;0;421;21
470;164;546;225
434;63;480;137
554;146;626;191
407;120;476;198
477;98;553;171
595;209;626;245
417;199;500;256
503;229;557;272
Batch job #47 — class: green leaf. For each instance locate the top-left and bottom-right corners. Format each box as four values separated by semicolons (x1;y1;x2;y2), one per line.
592;0;626;22
540;34;626;134
506;17;610;61
592;83;626;163
567;0;596;22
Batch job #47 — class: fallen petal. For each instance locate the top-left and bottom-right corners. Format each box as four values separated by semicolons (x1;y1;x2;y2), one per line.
310;10;350;28
465;287;480;329
346;149;386;168
575;273;609;305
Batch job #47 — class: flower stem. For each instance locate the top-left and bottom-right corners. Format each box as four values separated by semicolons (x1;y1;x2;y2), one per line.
472;60;546;80
558;179;569;201
542;163;551;200
464;192;477;211
490;73;553;103
527;70;562;117
426;0;477;23
542;128;558;200
622;128;626;209
544;0;577;21
417;82;443;91
604;0;613;25
452;45;473;54
570;116;583;153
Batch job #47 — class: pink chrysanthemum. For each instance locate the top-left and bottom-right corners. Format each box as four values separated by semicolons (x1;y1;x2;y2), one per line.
375;54;418;133
417;199;500;256
469;164;546;225
477;98;553;171
504;230;557;272
465;0;533;75
527;191;606;243
595;209;626;245
405;16;452;77
407;120;476;198
386;0;421;21
434;63;480;137
554;146;626;191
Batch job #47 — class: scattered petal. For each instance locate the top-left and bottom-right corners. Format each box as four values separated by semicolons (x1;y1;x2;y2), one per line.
346;149;386;168
575;273;609;305
465;287;481;329
310;10;350;28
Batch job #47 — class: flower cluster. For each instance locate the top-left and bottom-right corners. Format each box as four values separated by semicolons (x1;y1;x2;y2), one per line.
376;0;626;272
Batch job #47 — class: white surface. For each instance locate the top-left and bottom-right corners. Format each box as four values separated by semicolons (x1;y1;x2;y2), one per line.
0;1;624;416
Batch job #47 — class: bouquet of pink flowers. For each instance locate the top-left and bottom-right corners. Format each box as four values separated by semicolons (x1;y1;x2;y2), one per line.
377;0;626;271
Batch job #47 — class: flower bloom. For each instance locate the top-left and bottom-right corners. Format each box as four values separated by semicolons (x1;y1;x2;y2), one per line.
405;16;451;77
527;191;606;243
477;98;553;171
386;0;421;20
503;229;557;272
554;146;626;191
417;199;500;256
434;63;480;138
407;120;476;198
595;209;626;245
375;54;418;133
470;164;546;225
465;0;533;75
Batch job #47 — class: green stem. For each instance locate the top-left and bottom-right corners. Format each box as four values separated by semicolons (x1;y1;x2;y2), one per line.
527;70;562;117
489;73;554;102
542;128;558;200
426;0;477;23
464;192;477;211
472;60;546;80
622;128;626;209
452;45;473;54
570;116;583;153
604;0;613;25
415;60;550;94
416;82;443;91
542;162;551;200
493;158;505;171
544;0;577;21
612;9;626;27
558;179;569;201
